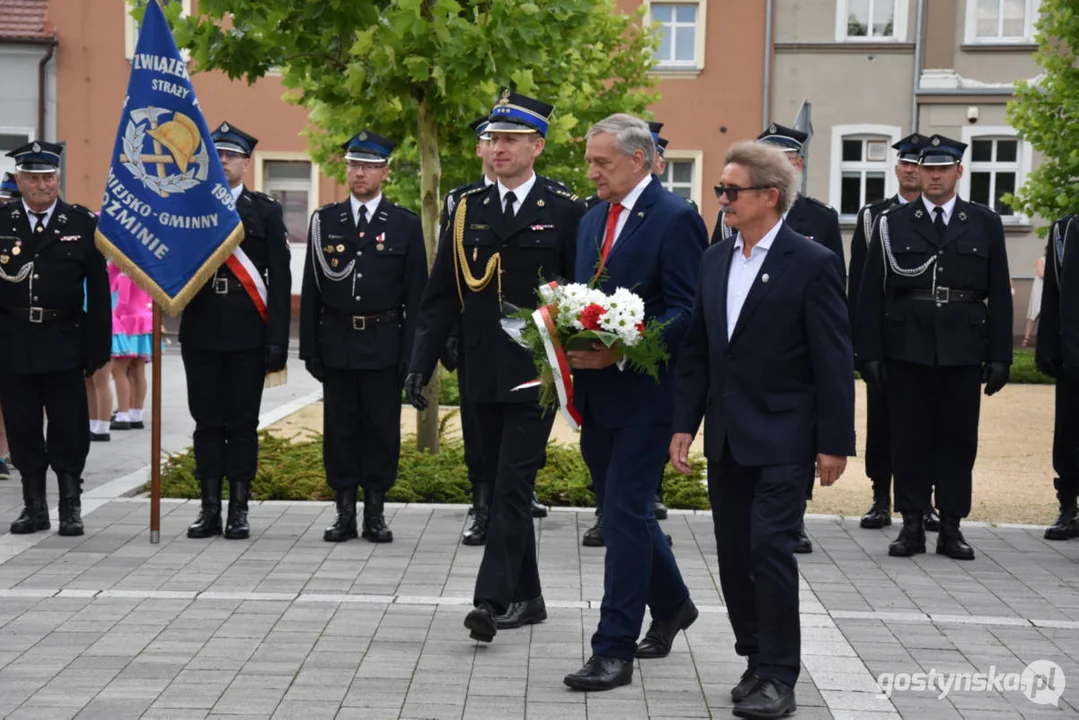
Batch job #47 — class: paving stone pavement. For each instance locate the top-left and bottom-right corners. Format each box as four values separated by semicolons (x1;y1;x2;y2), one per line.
2;489;1079;719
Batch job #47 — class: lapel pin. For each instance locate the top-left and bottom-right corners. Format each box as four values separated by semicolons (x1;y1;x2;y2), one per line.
959;211;967;221
58;213;67;224
336;244;345;252
377;243;385;251
11;247;20;256
0;255;7;264
914;209;924;219
324;245;332;253
331;258;339;268
761;273;770;283
483;197;490;205
10;209;20;219
637;211;644;218
537;199;545;207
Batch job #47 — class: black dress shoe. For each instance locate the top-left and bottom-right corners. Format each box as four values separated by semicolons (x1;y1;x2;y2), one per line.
563;655;633;691
110;419;132;431
531;492;548;518
859;498;892;529
464;602;497;642
582;511;604;547
923;508;941;532
636;597;698;658
130;420;145;430
731;667;760;703
495;597;547;629
89;432;110;442
794;522;812;554
733;678;796;718
654;494;668;520
888;512;926;557
1045;506;1079;540
936;516;975;560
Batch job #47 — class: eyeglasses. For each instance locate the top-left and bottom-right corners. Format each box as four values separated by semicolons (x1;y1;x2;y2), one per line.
713;184;772;201
217;151;245;161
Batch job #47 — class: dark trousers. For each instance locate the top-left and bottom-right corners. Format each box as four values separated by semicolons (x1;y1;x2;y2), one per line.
457;350;484;488
472;401;554;610
864;382;893;483
710;443;807;687
322;367;401;493
582;417;689;661
0;368;88;479
887;361;981;517
1054;373;1079;479
182;346;265;483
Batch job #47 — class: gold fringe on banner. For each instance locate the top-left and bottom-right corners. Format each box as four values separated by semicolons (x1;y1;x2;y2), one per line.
95;222;246;317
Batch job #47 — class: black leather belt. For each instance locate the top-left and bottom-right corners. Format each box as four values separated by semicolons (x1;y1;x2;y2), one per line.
893;287;985;304
4;306;79;323
329;308;399;330
212;275;247;295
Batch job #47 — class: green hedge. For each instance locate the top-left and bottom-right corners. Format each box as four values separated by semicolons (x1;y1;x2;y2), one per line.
158;426;711;510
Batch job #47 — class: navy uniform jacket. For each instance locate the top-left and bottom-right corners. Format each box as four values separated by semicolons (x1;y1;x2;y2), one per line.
299;197;428;371
410;176;585;403
0;199;110;375
848;195;903;333
711;195;845;282
1038;216;1079;373
856;198;1013;367
572;176;707;428
673;223;855;466
179;188;292;352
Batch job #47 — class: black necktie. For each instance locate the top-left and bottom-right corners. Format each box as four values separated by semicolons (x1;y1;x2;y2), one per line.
503;191;517;226
31;212;46;235
933;206;946;238
357;205;368;237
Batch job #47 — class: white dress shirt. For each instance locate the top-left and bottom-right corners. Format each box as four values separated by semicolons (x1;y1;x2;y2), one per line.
727;219;783;340
921;194;957;225
497;172;537;216
230;184;243;203
606;174;653;250
350;194;382;227
22;199;58;229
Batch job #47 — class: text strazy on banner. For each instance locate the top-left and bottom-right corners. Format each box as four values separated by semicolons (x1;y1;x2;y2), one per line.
95;0;243;316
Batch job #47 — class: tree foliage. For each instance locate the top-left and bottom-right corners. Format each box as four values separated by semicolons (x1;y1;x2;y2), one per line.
1007;0;1079;225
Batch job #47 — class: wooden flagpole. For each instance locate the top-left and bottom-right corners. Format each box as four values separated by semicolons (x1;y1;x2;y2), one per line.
150;303;162;543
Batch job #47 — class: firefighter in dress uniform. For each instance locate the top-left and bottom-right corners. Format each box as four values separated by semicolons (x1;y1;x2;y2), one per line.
0;142;110;536
856;134;1012;561
182;123;292;540
1037;216;1079;540
406;91;585;642
300;130;428;544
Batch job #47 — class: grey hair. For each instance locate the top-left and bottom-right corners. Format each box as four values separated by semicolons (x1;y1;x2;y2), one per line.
724;140;800;214
585;113;655;170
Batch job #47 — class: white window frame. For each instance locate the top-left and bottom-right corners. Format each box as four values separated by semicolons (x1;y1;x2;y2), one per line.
125;0;194;59
963;0;1040;44
656;149;703;208
644;1;707;75
0;126;36;178
254;151;321;243
829;124;901;219
959;125;1032;223
835;0;909;42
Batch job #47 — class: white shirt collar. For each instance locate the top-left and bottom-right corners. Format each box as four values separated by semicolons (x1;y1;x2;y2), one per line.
921;194;957;224
613;173;652;212
497;172;537;213
22;199;58;226
896;194;911;205
734;218;783;255
230;184;243;202
350;193;382;225
483;175;495;186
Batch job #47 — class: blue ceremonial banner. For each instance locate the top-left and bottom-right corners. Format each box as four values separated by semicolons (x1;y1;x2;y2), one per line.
95;0;243;315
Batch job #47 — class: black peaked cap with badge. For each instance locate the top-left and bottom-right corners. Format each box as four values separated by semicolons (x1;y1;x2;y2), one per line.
6;141;63;173
893;133;928;164
343;130;396;164
211;122;258;157
756;123;808;154
920;134;967;166
486;90;554;136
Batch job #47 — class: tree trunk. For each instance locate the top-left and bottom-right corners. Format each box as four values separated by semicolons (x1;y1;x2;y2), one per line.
416;95;441;453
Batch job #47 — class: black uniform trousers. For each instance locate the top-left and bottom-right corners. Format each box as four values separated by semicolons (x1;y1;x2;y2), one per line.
1054;373;1079;481
472;401;554;610
182;346;265;483
322;367;401;493
457;349;484;489
710;441;807;688
0;369;88;479
865;383;893;482
887;361;981;517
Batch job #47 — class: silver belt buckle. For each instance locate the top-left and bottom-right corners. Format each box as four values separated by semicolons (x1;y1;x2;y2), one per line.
214;276;228;295
28;306;44;323
934;286;951;304
352;316;367;331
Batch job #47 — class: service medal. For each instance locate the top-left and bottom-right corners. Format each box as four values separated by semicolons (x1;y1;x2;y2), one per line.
11;247;20;256
377;243;384;251
336;244;345;252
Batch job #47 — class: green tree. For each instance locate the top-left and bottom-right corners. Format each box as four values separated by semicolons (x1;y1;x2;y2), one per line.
1007;1;1079;225
169;0;658;452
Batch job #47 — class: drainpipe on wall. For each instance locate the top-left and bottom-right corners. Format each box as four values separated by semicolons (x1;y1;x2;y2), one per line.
38;39;57;141
762;0;773;129
910;0;925;132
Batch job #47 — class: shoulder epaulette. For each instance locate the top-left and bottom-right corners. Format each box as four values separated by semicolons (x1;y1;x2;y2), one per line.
69;203;97;218
386;201;418;217
252;191;278;204
545;182;579;202
806;196;837;214
460;184;488;199
316;201;338;212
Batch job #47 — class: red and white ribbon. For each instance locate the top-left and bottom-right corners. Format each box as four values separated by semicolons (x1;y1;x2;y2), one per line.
224;247;268;324
533;303;582;431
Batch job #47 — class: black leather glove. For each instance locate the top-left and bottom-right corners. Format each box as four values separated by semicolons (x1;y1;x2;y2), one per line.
405;372;428;411
1036;357;1060;379
862;360;886;393
439;336;459;372
983;361;1010;396
265;344;287;373
304;357;325;383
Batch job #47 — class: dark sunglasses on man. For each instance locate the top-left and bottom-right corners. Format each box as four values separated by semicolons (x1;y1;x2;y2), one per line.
713;184;772;201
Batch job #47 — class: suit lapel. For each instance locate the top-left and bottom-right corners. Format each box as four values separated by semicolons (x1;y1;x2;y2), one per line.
33;200;68;254
908;202;940;247
728;225;795;346
507;182;545;238
713;238;734;350
940;198;971;248
362;198;390;249
606;177;659;264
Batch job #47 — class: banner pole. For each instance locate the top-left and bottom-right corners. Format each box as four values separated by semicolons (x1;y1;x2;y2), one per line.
150;303;162;544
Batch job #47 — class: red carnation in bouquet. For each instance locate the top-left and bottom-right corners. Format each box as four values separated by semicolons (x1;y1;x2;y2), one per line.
580;303;607;331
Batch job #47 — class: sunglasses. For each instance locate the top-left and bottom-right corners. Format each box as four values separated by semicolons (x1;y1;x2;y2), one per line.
713;184;772;201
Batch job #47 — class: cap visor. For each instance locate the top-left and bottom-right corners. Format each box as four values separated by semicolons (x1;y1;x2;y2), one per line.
344;152;389;164
15;164;59;173
919;155;961;166
214;142;249;156
485;121;541;134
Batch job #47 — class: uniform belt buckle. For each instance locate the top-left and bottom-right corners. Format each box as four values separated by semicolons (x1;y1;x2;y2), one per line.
214;277;228;295
934;286;951;304
28;306;44;323
352;316;367;331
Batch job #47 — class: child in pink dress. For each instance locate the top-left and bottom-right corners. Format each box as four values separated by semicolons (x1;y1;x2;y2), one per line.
109;264;153;430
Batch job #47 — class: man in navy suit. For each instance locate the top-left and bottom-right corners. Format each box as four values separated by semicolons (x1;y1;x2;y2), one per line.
562;114;707;692
671;141;855;717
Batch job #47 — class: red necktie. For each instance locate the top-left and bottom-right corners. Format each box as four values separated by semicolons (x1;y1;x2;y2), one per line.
594;203;624;281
